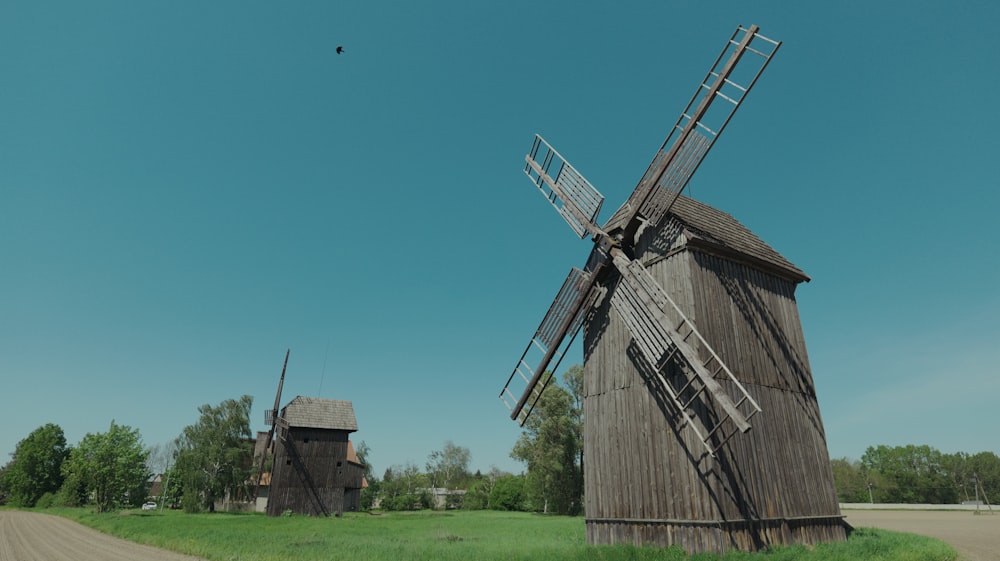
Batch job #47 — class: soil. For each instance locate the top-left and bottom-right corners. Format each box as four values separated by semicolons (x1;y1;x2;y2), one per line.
0;510;206;561
844;509;1000;561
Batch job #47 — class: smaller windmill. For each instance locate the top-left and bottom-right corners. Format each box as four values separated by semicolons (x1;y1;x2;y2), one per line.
254;349;366;517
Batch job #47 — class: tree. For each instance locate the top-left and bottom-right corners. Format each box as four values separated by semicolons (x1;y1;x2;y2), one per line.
463;466;508;510
146;441;178;476
145;440;179;508
861;444;957;503
61;421;149;512
0;462;9;505
945;451;1000;504
830;458;870;503
380;462;430;510
354;440;374;482
489;474;526;511
426;441;471;490
563;365;584;482
172;395;253;512
354;440;379;510
510;369;583;515
0;423;69;507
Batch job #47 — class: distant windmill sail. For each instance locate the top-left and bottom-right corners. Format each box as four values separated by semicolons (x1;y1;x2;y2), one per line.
254;349;289;500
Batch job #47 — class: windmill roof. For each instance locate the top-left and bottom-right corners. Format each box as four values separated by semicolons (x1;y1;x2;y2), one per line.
606;194;809;283
281;396;358;432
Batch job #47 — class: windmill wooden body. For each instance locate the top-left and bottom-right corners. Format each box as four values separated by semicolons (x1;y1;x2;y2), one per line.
499;25;846;553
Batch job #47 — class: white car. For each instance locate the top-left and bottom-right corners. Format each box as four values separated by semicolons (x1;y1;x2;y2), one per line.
141;502;158;511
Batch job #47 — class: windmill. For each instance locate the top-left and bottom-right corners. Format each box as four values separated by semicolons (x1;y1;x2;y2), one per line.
499;25;847;553
254;349;366;517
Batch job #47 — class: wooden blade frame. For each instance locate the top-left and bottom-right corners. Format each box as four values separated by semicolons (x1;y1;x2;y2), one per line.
500;263;604;425
524;134;605;240
621;25;781;237
254;349;289;499
503;25;779;441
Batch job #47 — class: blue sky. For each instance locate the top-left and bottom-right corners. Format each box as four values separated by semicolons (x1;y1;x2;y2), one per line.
2;1;997;477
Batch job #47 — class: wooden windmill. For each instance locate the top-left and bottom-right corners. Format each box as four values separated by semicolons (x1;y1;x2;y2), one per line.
499;25;847;553
254;350;366;517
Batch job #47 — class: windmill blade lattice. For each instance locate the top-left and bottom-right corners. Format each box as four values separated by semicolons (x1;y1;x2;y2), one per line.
254;349;289;500
608;252;761;455
501;25;778;438
524;135;605;239
500;266;603;425
623;25;781;231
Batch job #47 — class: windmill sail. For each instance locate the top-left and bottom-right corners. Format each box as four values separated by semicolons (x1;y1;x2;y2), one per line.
622;25;781;231
254;349;289;499
500;266;602;425
504;24;778;440
524;135;605;239
608;252;760;454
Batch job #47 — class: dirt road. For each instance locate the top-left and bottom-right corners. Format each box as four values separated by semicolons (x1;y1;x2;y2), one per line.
845;509;1000;561
0;510;205;561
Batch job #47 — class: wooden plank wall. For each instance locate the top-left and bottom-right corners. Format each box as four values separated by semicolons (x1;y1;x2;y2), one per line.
267;428;364;516
582;227;845;554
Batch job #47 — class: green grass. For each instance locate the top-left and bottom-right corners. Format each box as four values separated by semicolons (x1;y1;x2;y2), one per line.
40;508;955;561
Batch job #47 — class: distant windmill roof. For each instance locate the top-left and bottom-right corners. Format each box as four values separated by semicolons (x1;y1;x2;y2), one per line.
281;396;358;432
605;194;809;283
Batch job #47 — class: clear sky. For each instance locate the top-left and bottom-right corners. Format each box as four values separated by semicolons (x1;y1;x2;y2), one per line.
2;1;998;477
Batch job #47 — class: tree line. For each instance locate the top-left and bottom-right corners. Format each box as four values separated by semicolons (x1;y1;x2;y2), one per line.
0;421;148;512
831;444;999;505
0;365;585;516
0;395;258;512
8;374;988;515
368;365;583;515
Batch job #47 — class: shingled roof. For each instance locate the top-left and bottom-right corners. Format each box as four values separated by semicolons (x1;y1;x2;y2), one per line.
607;194;809;283
281;396;358;432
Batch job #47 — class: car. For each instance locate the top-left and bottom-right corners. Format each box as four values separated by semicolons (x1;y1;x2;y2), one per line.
141;502;158;511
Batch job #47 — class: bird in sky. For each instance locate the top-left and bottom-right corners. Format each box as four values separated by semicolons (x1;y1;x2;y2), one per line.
336;46;344;54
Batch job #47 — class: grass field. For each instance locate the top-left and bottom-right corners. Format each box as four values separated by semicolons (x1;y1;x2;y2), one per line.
45;508;956;561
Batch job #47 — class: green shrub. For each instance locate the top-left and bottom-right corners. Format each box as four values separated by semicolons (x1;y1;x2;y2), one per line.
35;492;58;508
489;475;525;511
181;491;203;513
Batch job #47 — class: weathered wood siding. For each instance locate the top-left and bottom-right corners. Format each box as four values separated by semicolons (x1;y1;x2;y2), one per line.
267;428;365;516
582;224;844;553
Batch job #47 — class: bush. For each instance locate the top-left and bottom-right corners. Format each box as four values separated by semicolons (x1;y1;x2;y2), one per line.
383;491;434;511
360;480;379;511
58;475;86;507
35;492;58;508
489;475;526;511
462;481;488;510
181;491;203;513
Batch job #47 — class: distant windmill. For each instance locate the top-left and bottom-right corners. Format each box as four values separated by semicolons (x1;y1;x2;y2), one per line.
254;350;366;517
499;25;847;553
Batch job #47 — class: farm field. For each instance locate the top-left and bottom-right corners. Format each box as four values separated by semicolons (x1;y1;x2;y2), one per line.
1;507;956;561
844;509;999;561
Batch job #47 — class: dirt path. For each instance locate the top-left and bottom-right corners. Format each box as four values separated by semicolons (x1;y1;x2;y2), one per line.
0;510;206;561
845;509;1000;561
